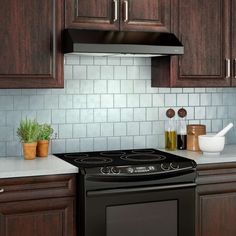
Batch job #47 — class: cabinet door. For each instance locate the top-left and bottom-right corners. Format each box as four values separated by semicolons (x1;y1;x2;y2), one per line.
66;0;119;30
0;197;76;236
120;0;170;32
196;183;236;236
0;0;64;88
232;0;236;86
169;0;230;87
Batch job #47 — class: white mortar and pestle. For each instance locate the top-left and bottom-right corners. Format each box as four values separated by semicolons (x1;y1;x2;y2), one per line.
198;123;234;155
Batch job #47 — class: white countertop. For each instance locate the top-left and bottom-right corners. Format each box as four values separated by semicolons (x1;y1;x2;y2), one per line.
162;144;236;165
0;155;78;179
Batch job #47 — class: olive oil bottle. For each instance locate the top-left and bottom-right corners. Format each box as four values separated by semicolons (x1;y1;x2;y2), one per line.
165;108;176;151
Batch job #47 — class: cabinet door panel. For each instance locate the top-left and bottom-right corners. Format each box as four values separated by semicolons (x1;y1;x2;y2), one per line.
121;0;170;32
196;183;236;236
171;0;230;87
0;198;75;236
0;0;64;88
66;0;119;30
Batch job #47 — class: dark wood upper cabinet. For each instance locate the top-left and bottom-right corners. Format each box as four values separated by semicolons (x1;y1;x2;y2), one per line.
0;0;64;88
65;0;170;32
231;0;236;86
152;0;232;87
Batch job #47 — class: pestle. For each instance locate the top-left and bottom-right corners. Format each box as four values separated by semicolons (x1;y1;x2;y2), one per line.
214;123;234;137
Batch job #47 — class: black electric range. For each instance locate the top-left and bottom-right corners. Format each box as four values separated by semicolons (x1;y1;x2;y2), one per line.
55;148;196;180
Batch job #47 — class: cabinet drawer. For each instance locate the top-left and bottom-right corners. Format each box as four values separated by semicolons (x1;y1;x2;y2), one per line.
0;174;76;203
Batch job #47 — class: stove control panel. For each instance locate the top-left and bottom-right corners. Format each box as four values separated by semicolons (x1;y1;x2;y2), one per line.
98;162;191;176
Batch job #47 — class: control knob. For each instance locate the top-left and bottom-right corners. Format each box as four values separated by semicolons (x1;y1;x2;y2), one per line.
170;162;179;170
127;167;134;174
160;163;170;171
111;167;120;174
101;167;110;174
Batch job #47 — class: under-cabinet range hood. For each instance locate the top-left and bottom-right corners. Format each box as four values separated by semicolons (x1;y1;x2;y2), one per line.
63;29;184;57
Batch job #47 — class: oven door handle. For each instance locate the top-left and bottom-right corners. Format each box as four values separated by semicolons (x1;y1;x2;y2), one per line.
87;183;196;197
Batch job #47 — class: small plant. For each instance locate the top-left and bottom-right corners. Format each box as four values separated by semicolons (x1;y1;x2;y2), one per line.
17;119;39;143
37;124;54;141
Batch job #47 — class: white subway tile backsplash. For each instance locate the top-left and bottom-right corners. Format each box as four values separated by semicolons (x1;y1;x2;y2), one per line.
73;65;87;79
94;137;107;151
87;65;100;80
127;122;139;135
114;123;127;136
80;80;94;94
108;137;121;150
59;124;73;139
101;66;114;80
73;124;87;138
101;123;114;136
121;80;134;93
52;110;66;124
127;94;139;107
108;80;121;93
94;109;107;122
87;123;101;137
0;55;236;156
36;110;51;124
114;66;127;80
101;94;113;108
94;80;107;94
80;138;94;151
87;95;101;108
121;108;133;122
14;96;29;110
108;109;121;122
133;108;146;121
73;95;87;108
66;110;80;123
80;109;94;123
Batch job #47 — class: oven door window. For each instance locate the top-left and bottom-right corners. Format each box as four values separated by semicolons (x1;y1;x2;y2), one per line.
106;200;177;236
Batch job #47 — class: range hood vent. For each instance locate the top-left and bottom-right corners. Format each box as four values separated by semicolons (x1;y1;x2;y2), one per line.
63;29;184;57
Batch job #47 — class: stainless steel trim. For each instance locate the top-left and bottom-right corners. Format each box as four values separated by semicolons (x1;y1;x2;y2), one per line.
123;0;128;22
0;188;4;193
87;183;196;197
113;0;118;22
226;58;231;78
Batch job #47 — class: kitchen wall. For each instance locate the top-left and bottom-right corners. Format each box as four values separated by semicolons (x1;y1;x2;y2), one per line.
0;55;235;157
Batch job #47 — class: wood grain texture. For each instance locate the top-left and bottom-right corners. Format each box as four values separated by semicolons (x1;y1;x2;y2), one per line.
66;0;170;32
152;0;231;87
196;163;236;236
0;174;76;236
0;0;64;88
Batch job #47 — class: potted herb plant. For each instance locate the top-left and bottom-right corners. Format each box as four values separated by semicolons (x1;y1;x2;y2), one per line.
37;124;54;157
17;119;39;160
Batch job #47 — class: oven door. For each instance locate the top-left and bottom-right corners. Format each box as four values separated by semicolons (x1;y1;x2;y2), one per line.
81;181;195;236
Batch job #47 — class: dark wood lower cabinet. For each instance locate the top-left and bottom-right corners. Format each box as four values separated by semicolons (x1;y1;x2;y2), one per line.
0;174;76;236
196;163;236;236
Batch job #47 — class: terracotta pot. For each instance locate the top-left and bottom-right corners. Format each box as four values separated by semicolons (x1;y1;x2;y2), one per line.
23;142;37;160
37;140;49;157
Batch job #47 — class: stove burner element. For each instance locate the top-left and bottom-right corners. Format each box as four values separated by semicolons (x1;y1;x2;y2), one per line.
75;157;113;165
121;153;166;162
132;149;155;154
64;153;89;158
100;151;126;157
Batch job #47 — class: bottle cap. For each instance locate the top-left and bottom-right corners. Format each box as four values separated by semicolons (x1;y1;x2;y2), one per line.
178;108;187;118
166;108;175;118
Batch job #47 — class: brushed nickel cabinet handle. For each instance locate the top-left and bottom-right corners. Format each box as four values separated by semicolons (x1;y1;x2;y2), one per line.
0;188;4;193
226;59;231;78
234;59;236;78
113;0;118;22
123;0;129;22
